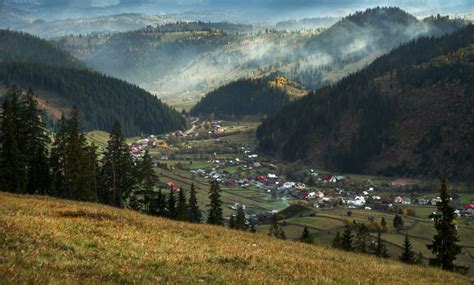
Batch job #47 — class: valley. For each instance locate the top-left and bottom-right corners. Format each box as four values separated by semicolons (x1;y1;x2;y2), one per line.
1;3;473;283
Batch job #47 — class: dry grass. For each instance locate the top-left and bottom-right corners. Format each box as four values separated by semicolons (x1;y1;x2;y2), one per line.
0;192;469;284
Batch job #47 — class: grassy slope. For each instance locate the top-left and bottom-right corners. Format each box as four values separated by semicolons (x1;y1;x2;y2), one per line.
0;193;469;284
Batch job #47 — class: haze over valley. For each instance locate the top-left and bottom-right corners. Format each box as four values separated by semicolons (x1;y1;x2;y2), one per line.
1;1;473;283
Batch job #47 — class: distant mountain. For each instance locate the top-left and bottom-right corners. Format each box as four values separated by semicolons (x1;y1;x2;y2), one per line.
0;29;186;135
55;7;467;102
190;77;291;118
275;17;340;30
15;13;177;38
257;25;474;180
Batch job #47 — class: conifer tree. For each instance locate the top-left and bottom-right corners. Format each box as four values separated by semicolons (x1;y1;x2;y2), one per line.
0;86;27;194
427;180;462;271
21;88;50;195
139;151;158;192
332;232;342;249
49;115;68;197
187;183;202;223
176;189;188;221
375;230;389;258
100;121;135;207
228;215;236;229
268;214;286;239
340;227;354;251
167;188;176;219
393;214;404;232
400;234;416;264
235;206;246;230
354;223;369;253
300;226;312;243
207;180;224;225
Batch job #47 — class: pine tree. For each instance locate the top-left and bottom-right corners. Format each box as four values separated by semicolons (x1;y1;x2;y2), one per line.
176;189;188;221
340;227;354;251
0;86;27;193
427;180;462;271
207;180;224;225
235;206;246;230
187;184;202;223
300;226;312;243
375;230;389;258
100;121;135;207
393;214;404;232
21;88;50;195
400;234;416;264
167;188;176;219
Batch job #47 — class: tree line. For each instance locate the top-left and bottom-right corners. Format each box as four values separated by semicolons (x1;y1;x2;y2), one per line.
0;85;228;226
190;78;290;118
0;64;186;136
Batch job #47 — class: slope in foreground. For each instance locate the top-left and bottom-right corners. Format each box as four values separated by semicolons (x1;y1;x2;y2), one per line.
0;193;468;284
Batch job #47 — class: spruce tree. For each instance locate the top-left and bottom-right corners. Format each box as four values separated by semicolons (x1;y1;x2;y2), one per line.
427;180;462;271
0;86;27;193
21;88;50;195
187;183;202;223
100;121;135;207
228;215;236;229
235;206;246;230
49;115;68;197
340;227;354;251
176;189;188;221
167;188;176;219
207;180;224;225
354;223;369;253
300;226;312;243
375;230;389;258
400;234;416;264
393;214;404;232
140;151;158;192
332;232;342;249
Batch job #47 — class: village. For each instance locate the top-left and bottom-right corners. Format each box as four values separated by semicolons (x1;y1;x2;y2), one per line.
125;118;474;223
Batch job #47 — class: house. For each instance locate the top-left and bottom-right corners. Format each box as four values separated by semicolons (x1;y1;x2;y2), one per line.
431;197;442;206
268;173;278;179
394;196;403;204
300;191;310;200
464;204;474;210
323;173;337;182
418;198;430;205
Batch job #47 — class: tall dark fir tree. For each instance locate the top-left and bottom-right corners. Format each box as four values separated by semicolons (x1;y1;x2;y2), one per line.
21;88;51;195
100;121;135;207
400;234;416;264
427;180;462;272
187;183;202;223
207;180;224;226
0;86;27;193
50;107;97;201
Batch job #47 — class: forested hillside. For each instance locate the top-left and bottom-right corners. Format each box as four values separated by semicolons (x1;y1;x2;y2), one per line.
55;8;467;101
0;29;84;69
190;78;290;118
257;25;474;180
0;29;185;135
0;62;186;135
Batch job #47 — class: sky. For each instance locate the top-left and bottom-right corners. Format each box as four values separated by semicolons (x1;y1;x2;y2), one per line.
7;0;474;22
